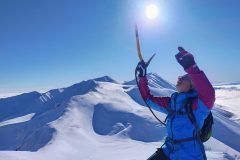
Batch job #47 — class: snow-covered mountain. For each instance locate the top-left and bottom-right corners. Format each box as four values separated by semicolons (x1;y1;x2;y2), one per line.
0;74;239;160
124;73;176;90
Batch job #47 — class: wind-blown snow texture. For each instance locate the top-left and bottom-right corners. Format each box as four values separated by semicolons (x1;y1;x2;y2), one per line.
0;73;239;160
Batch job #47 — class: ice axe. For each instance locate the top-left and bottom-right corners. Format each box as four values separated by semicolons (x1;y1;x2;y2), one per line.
134;25;165;126
135;24;156;67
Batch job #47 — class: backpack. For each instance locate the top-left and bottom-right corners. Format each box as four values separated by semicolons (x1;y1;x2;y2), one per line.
185;98;214;143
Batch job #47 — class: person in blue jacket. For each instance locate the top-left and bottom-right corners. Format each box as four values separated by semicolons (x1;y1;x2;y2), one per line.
136;47;215;160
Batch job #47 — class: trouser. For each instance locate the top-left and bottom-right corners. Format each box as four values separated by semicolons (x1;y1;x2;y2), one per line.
147;148;169;160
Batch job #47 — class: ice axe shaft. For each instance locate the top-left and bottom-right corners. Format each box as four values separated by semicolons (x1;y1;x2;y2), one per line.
135;24;143;62
134;25;163;126
135;24;156;66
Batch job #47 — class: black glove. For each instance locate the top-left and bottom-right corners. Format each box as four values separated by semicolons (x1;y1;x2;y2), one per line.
175;47;196;70
136;61;147;77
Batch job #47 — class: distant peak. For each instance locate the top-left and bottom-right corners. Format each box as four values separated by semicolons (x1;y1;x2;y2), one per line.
93;76;118;83
148;72;159;77
147;73;165;80
124;72;175;90
17;91;41;97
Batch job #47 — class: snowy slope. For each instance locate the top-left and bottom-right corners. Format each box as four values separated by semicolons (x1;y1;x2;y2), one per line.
0;75;239;160
214;83;240;124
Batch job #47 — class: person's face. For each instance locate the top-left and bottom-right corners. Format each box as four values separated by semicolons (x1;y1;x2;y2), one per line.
176;75;192;93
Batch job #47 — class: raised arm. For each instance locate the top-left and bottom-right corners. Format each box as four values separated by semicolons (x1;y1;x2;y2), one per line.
176;47;215;109
135;61;170;113
139;76;170;108
186;66;215;109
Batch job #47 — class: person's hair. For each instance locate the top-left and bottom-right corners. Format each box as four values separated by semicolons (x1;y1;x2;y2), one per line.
182;74;194;91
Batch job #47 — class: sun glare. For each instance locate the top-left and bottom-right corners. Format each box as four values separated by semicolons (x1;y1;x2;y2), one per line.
145;4;159;19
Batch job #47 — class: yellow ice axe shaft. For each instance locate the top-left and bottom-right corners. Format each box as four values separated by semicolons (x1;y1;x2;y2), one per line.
135;24;156;66
134;25;163;126
135;24;143;62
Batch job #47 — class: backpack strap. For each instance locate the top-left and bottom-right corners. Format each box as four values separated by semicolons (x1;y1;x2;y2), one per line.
184;97;200;131
184;97;207;160
164;93;179;123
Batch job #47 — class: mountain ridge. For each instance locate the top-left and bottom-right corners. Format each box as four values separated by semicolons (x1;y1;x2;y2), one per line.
0;74;239;160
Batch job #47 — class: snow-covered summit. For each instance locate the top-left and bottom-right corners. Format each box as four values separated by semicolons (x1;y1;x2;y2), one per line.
92;75;119;83
124;72;175;90
147;73;176;90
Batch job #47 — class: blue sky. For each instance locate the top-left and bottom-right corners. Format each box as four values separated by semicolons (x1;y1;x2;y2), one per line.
0;0;240;93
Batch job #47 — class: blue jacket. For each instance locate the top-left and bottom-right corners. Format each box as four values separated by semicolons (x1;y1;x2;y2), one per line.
138;66;215;160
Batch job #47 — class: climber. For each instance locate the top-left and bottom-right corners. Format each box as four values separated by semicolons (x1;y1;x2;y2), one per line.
135;47;215;160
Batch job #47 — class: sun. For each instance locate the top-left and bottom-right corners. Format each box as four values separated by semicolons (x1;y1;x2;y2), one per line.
145;4;159;19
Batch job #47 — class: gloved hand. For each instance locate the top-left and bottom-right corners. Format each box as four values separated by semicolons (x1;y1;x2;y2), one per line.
175;47;196;70
136;61;147;77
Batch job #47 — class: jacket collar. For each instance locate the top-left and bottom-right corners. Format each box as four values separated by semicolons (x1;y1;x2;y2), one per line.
177;90;198;99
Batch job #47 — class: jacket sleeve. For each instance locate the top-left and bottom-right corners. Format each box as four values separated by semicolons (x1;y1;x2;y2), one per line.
186;65;215;110
138;76;170;114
